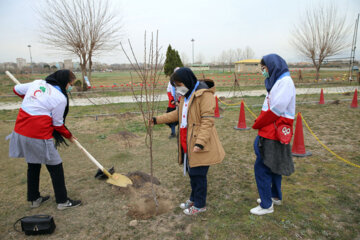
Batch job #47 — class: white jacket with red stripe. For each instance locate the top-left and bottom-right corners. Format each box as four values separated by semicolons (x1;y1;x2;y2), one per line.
13;80;72;139
252;74;296;140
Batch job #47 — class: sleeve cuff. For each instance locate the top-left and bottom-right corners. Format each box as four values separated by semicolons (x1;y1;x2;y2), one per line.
195;144;204;150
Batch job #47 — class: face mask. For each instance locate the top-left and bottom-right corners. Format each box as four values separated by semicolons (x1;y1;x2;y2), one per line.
176;86;189;96
262;69;269;78
66;85;73;93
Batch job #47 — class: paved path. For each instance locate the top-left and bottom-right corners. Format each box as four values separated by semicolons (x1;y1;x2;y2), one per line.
0;86;357;110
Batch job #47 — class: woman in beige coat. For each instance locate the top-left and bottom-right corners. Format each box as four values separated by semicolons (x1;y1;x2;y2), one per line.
153;67;225;215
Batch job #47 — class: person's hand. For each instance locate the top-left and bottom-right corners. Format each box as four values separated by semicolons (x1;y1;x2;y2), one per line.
175;102;179;106
171;100;175;105
149;118;155;126
193;146;202;152
68;136;77;143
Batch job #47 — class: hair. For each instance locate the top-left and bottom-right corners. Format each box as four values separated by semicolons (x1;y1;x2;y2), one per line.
69;71;76;82
170;72;182;87
260;58;266;66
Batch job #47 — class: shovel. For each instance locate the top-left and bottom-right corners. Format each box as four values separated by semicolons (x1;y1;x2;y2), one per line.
5;71;21;85
5;71;132;187
74;140;132;187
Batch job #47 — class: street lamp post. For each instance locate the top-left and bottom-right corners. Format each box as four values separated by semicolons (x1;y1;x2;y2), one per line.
27;45;33;74
191;38;195;66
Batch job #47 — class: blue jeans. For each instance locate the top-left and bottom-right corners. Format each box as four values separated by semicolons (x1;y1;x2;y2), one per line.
170;125;176;135
254;136;282;209
188;166;209;208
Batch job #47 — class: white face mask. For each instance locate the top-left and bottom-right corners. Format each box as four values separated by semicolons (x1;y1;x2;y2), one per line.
176;86;189;96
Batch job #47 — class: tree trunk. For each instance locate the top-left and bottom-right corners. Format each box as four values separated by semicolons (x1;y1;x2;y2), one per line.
80;63;88;91
315;66;321;82
88;56;93;86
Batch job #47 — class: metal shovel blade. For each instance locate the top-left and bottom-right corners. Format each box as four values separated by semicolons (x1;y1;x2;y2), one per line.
73;140;132;187
106;173;133;187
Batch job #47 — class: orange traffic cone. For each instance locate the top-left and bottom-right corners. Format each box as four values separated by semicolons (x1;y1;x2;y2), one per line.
350;89;358;108
214;96;223;118
292;112;312;157
319;88;325;104
234;101;250;130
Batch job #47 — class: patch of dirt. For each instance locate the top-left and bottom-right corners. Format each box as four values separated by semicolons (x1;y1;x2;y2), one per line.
118;171;175;220
330;99;340;104
127;171;160;188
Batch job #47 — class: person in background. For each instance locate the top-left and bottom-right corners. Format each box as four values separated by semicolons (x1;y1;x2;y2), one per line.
250;54;296;215
8;70;81;210
166;80;178;138
151;67;225;216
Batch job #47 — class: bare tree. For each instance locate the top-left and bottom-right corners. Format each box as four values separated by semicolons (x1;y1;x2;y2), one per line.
290;3;350;80
219;50;228;73
235;48;243;61
242;46;255;59
38;0;122;90
120;31;163;209
181;52;189;66
226;49;235;71
196;52;204;64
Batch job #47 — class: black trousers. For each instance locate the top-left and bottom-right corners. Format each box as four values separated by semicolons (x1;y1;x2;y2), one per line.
188;166;209;208
27;163;68;203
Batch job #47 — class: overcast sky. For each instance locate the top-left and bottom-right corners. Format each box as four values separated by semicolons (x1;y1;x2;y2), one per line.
0;0;359;64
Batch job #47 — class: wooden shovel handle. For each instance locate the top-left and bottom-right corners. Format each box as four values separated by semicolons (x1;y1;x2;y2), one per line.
73;140;111;178
5;71;21;85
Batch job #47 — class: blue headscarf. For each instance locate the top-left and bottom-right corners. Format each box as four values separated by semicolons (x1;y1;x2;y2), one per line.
262;54;289;92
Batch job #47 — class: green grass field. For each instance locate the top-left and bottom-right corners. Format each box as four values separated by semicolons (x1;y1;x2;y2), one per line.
0;90;359;239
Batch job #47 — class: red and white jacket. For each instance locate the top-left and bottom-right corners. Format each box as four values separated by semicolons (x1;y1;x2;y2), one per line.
252;75;296;140
13;80;72;140
167;82;176;108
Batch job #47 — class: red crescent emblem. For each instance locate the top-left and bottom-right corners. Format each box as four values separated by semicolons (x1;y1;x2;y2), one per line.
33;90;42;97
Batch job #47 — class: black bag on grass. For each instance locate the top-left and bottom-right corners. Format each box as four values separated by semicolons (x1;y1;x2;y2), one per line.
14;215;56;235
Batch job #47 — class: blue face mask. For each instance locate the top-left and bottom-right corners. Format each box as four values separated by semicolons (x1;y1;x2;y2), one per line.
262;69;269;78
66;85;73;93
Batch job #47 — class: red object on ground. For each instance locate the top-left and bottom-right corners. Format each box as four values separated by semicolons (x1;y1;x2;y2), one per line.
292;112;312;157
214;96;221;118
319;88;325;104
234;101;250;130
350;89;358;108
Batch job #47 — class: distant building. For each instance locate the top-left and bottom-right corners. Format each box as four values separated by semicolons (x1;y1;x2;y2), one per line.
190;64;210;71
234;59;260;73
64;59;73;70
16;58;27;69
0;62;17;71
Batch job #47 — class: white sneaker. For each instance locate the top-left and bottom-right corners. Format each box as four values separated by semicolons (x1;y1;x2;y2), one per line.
179;200;194;209
257;198;282;205
183;206;206;216
250;204;274;215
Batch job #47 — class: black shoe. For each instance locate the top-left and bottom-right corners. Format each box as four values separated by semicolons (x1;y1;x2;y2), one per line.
168;133;176;139
57;198;81;210
30;195;50;208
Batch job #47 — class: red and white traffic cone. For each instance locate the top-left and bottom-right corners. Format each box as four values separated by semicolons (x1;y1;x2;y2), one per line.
319;88;325;104
350;89;358;108
234;101;250;130
214;96;223;118
292;112;312;157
